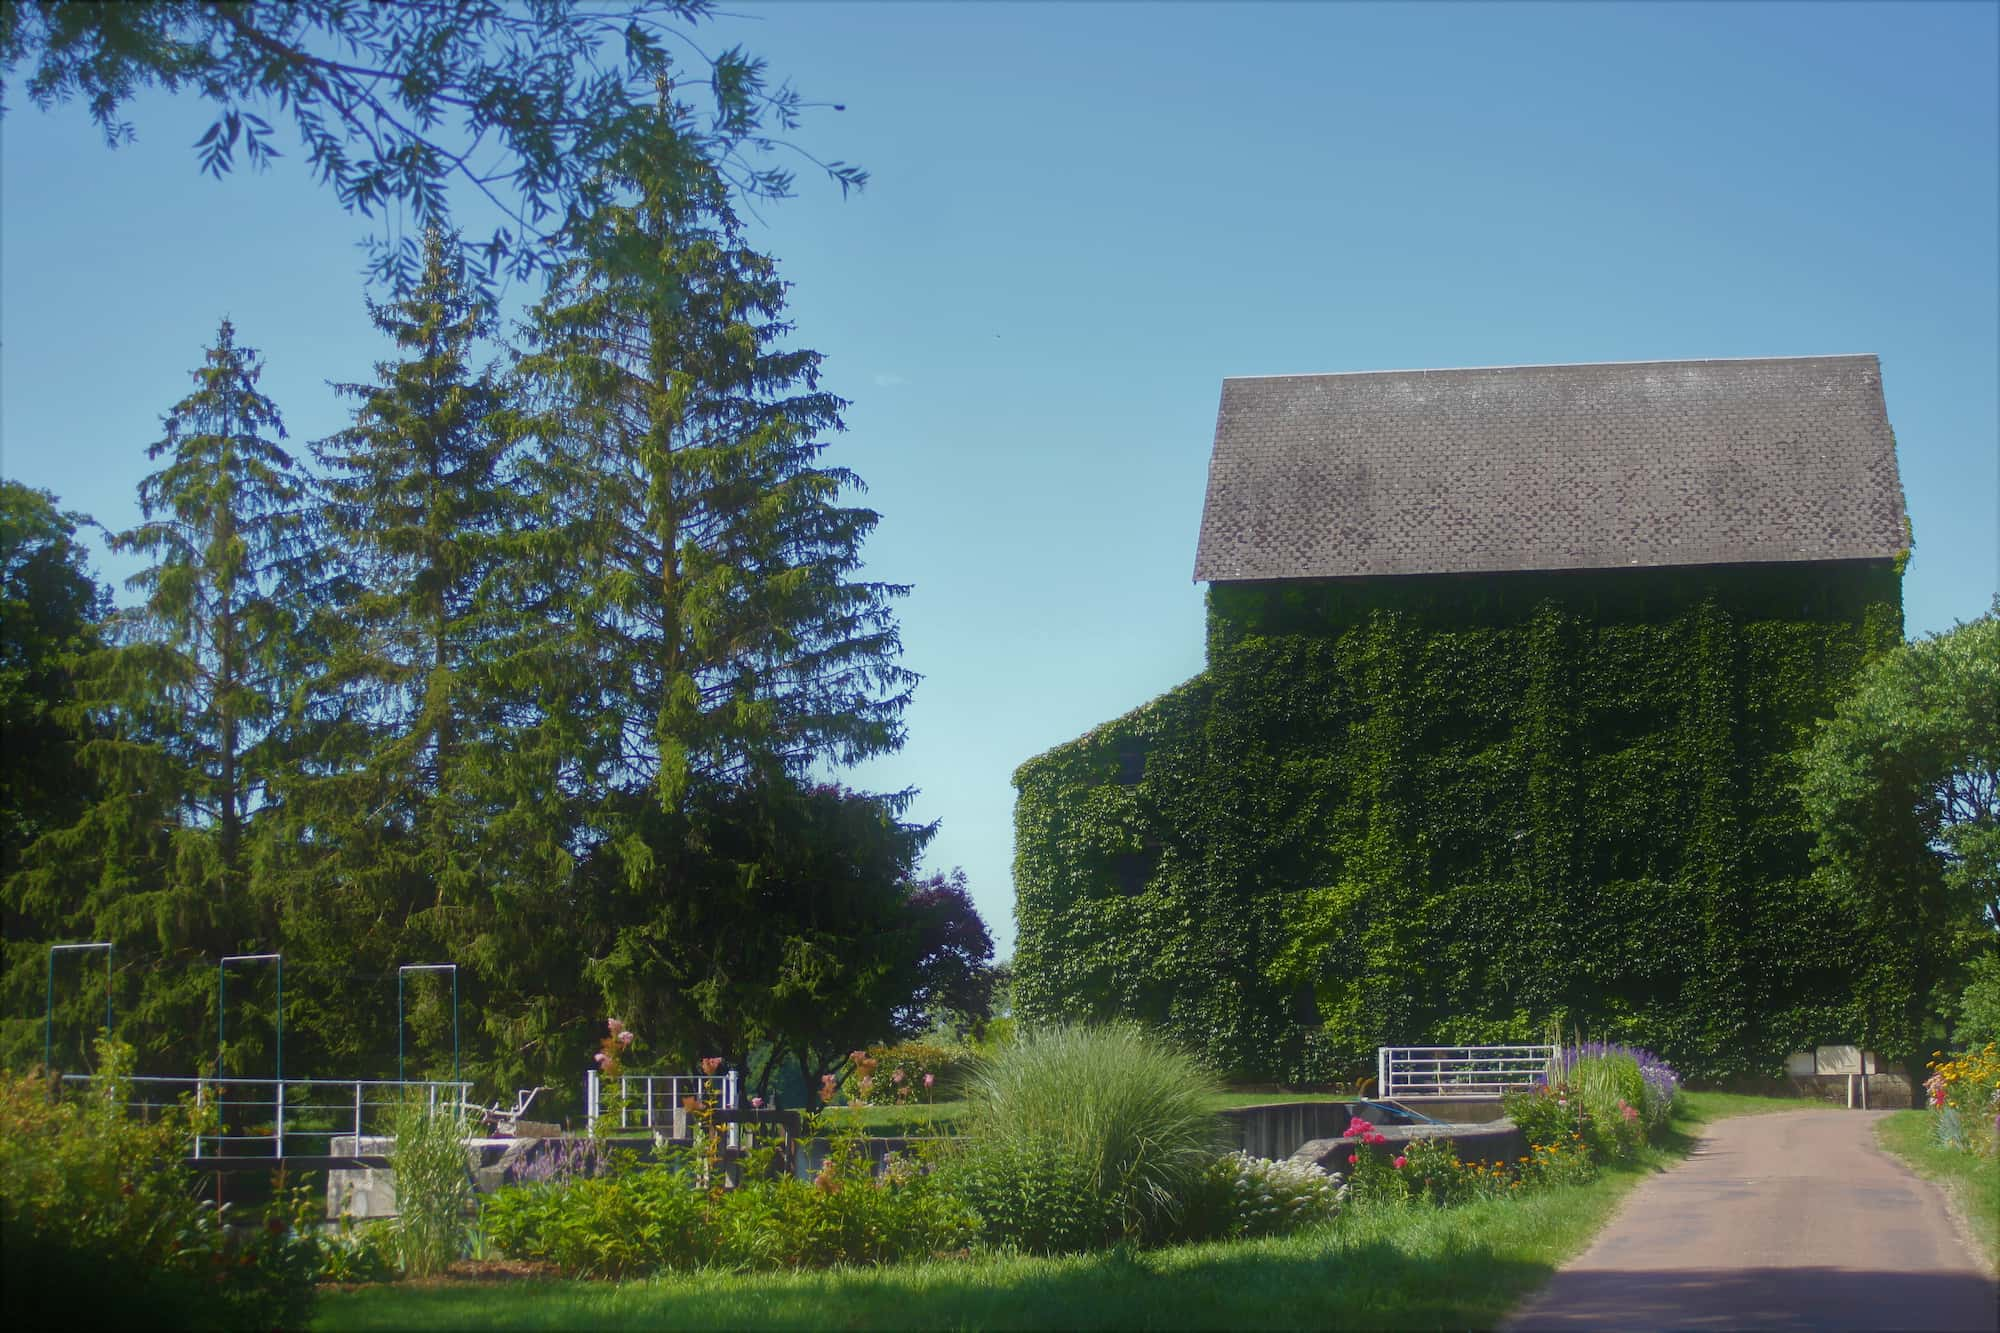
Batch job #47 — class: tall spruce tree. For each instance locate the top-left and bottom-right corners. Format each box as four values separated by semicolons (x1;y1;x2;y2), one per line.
509;109;913;812
13;322;306;1067
502;106;915;1064
261;229;525;1079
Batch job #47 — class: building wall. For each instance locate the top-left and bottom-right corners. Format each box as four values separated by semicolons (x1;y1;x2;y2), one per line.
1011;560;1905;1083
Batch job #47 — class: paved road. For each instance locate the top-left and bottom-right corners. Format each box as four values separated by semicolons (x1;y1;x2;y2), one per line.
1504;1109;1997;1331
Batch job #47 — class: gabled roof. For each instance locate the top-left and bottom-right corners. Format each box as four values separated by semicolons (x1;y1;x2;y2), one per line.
1192;355;1910;583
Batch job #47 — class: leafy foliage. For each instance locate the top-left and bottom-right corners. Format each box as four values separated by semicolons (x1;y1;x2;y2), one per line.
584;779;993;1097
484;1134;975;1277
0;482;104;906
0;1;864;286
0;1038;317;1330
1014;563;1907;1082
1801;605;1999;1061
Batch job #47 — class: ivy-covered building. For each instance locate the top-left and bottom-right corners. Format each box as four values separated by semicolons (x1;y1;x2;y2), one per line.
1013;356;1911;1083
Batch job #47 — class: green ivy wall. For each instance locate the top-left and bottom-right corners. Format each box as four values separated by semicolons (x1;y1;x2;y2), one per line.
1012;561;1905;1084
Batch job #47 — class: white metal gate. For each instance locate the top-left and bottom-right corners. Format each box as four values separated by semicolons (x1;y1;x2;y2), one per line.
1375;1045;1557;1099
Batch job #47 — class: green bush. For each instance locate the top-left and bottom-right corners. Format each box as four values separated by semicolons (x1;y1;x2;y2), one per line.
1957;955;2000;1047
389;1096;476;1277
958;1024;1224;1250
484;1136;976;1277
1502;1084;1594;1154
0;1039;317;1330
484;1159;707;1277
1396;1136;1475;1206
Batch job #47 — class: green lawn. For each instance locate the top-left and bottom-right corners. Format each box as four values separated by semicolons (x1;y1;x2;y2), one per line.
1874;1108;2000;1272
315;1091;1798;1331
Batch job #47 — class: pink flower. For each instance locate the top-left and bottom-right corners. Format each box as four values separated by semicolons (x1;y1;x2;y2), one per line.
606;1018;625;1036
1345;1115;1373;1137
701;1057;723;1075
750;1096;764;1109
1393;1156;1406;1169
1620;1101;1639;1123
1347;1153;1358;1166
617;1030;634;1047
892;1068;906;1084
923;1073;935;1089
592;1051;610;1067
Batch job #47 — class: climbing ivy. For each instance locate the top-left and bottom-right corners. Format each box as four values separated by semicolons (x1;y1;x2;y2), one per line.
1013;562;1904;1084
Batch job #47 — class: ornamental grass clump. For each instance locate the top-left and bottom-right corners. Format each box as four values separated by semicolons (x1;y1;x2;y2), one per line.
959;1024;1224;1251
388;1096;476;1277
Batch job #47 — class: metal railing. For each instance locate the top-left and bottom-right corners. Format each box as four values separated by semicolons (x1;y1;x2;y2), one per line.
1376;1045;1557;1099
585;1069;739;1147
58;1074;474;1160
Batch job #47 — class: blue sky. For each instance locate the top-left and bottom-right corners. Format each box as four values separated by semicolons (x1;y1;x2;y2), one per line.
3;2;1996;960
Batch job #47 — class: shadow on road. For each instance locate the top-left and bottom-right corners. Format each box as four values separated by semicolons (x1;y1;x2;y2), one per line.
1508;1264;2000;1331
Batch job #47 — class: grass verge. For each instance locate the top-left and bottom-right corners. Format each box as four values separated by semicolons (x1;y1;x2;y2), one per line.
315;1095;1785;1331
1874;1109;2000;1273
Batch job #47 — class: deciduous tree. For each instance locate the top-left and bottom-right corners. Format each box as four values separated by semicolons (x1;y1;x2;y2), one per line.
1802;605;1999;1062
0;1;863;286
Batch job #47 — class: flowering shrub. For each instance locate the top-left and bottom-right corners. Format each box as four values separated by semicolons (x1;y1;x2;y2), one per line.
1925;1043;1999;1159
1396;1136;1477;1207
1181;1152;1346;1239
839;1039;977;1103
1521;1138;1598;1188
1547;1042;1680;1131
1503;1084;1595;1154
1338;1115;1405;1205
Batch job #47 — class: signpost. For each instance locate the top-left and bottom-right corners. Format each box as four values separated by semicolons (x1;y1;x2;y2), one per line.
1815;1045;1878;1107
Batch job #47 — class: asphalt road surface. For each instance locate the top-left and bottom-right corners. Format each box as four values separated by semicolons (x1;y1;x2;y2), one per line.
1504;1109;1997;1331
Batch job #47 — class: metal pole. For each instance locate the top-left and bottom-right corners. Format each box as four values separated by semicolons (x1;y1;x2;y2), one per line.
45;942;113;1070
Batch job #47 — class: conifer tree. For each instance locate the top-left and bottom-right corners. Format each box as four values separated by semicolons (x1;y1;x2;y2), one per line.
292;228;510;905
12;322;306;1064
509;107;914;815
268;228;531;1079
108;319;305;920
493;106;916;1071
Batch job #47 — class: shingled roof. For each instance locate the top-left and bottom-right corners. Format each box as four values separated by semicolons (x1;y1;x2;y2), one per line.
1192;355;1909;583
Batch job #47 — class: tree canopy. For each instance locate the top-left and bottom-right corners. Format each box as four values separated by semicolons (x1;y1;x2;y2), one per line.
0;483;105;894
0;1;863;287
1801;604;1999;1053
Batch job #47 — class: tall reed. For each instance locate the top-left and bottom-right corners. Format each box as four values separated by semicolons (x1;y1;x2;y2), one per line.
388;1096;474;1277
